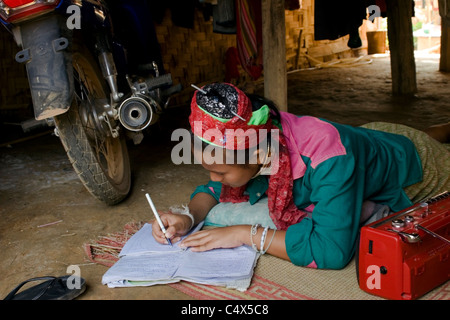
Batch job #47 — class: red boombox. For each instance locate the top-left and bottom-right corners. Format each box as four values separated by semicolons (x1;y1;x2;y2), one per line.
358;191;450;300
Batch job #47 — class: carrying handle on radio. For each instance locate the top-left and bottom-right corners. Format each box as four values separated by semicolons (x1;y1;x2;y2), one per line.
415;224;450;245
388;229;421;243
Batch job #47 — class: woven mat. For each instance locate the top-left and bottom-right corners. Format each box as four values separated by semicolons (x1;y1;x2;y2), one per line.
169;254;449;300
85;222;449;300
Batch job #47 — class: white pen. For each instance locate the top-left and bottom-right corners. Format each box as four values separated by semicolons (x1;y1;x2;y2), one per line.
145;193;172;246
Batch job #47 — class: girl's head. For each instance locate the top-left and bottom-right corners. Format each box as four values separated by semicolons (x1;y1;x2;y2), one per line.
189;83;280;187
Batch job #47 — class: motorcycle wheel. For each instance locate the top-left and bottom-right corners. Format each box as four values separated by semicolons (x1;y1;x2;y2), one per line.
54;44;131;205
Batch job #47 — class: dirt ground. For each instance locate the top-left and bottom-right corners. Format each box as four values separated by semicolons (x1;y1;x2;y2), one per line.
0;54;449;300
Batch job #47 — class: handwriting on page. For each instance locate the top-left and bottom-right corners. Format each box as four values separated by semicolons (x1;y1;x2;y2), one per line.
103;253;180;283
177;246;256;278
119;223;203;257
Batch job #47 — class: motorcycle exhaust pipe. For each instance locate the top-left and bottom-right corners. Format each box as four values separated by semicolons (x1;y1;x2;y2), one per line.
118;95;158;131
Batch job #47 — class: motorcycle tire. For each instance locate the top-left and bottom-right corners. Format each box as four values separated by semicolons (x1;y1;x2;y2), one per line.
54;43;131;205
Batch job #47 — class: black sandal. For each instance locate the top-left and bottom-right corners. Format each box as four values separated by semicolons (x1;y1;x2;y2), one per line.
4;275;86;300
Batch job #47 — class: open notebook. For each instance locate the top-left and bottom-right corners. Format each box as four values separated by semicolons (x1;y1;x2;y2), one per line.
102;222;259;291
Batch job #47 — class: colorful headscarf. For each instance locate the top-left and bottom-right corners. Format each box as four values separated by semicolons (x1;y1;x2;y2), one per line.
190;83;272;150
189;83;307;230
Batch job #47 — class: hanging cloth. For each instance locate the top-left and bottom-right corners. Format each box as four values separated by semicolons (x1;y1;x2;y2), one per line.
314;0;367;41
212;0;236;34
236;0;263;80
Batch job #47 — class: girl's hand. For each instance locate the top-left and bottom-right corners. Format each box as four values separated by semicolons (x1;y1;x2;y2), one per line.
151;212;193;245
180;225;247;251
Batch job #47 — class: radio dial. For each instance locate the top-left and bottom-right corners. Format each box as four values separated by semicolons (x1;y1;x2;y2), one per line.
391;219;405;228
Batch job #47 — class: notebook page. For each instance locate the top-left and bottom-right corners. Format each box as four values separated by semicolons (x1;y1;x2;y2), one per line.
119;222;204;257
175;245;258;280
102;252;181;285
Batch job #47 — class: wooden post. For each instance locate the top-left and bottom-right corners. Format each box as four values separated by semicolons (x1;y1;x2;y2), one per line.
440;7;450;71
262;0;287;111
386;0;417;95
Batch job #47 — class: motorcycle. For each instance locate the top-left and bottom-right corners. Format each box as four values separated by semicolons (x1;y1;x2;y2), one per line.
0;0;181;205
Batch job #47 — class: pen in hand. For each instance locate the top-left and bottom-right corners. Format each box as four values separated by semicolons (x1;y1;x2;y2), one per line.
145;193;172;246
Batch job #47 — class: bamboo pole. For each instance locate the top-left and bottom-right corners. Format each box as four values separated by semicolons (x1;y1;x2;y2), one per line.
386;0;418;95
262;0;288;111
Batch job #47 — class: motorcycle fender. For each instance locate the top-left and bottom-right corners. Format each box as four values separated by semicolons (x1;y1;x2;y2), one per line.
15;15;73;120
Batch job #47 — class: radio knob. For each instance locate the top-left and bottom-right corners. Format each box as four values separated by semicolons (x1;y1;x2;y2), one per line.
404;215;415;223
391;219;405;228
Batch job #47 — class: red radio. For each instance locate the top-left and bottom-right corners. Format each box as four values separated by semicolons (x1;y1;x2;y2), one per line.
358;191;450;300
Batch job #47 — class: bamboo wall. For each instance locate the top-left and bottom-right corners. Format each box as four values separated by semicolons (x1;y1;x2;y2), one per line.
154;8;236;106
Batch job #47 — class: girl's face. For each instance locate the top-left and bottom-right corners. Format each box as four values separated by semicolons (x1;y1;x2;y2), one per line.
192;141;265;187
201;162;260;188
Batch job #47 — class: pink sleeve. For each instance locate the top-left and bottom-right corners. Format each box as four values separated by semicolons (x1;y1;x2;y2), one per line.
306;260;318;269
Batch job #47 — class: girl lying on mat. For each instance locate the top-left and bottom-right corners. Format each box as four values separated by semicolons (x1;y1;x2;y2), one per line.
152;82;450;270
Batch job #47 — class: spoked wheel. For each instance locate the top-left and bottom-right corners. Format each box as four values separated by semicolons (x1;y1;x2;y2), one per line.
54;44;131;205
